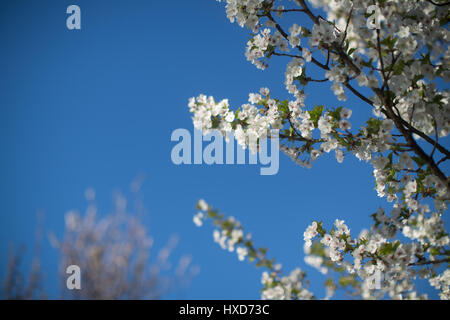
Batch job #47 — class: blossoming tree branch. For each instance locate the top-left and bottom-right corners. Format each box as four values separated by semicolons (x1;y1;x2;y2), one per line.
188;0;449;299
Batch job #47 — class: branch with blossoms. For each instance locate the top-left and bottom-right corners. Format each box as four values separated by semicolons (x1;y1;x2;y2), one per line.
303;239;361;299
193;199;449;299
192;0;449;206
303;210;449;299
194;200;315;300
188;0;450;300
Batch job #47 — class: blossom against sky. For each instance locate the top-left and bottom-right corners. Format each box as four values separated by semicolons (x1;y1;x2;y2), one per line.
0;0;447;299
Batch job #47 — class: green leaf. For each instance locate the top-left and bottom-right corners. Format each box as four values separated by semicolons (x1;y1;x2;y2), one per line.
328;106;343;121
308;105;324;127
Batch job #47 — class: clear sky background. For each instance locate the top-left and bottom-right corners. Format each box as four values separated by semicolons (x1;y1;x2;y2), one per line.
0;0;447;299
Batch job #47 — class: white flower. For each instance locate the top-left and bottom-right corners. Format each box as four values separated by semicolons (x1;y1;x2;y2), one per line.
304;221;318;247
225;111;235;122
321;234;332;246
335;149;344;163
334;219;350;236
340;108;352;119
262;285;285;300
193;212;204;227
289;23;301;36
249;93;262;104
260;87;270;96
396;26;410;38
288;35;300;48
236;247;248;261
339;119;351;130
302;48;312;62
304;255;327;274
198;199;209;211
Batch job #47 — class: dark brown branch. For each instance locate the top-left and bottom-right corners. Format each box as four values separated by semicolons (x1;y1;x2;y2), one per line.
409;257;450;266
425;0;450;6
267;0;450;166
271;9;306;13
272;52;302;59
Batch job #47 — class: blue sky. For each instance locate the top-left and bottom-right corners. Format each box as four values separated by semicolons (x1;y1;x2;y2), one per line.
0;0;447;299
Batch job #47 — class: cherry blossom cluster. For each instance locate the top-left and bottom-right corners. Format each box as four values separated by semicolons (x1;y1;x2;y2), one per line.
205;0;449;192
191;0;449;300
194;199;250;261
303;208;449;299
261;268;313;300
194;199;314;299
189;89;283;153
429;269;450;300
